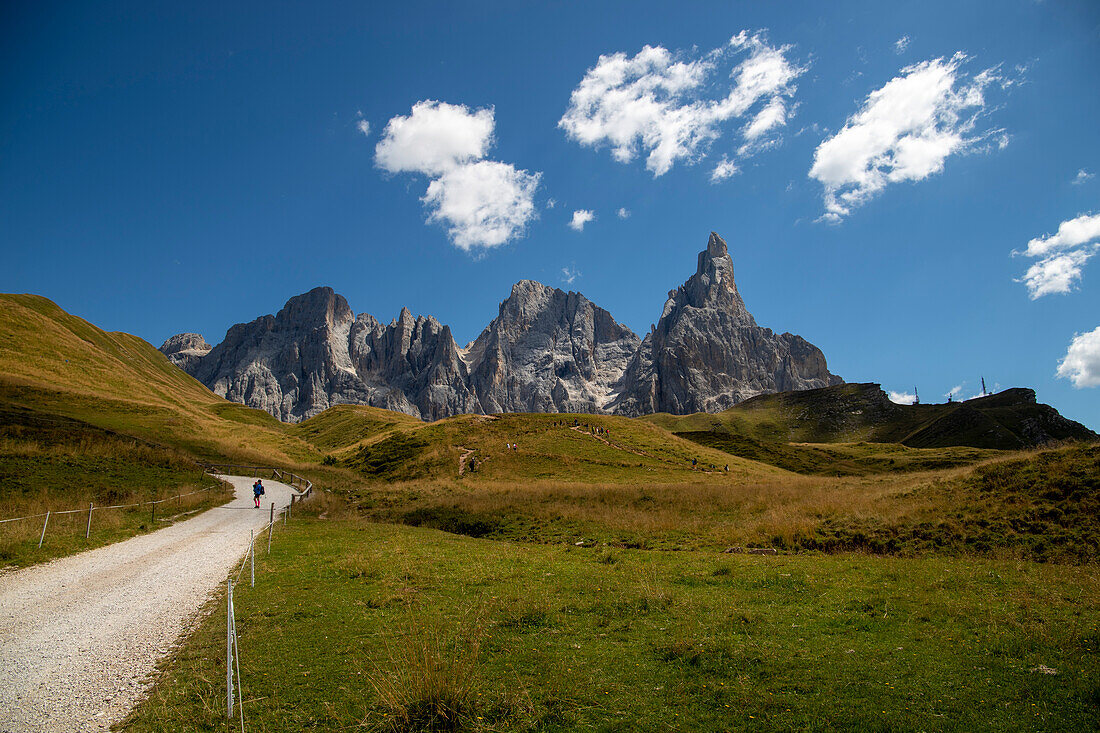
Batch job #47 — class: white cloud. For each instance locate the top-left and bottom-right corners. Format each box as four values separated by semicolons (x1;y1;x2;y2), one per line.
809;54;1003;223
710;156;739;182
356;118;371;136
1019;248;1095;299
422;161;541;252
741;96;788;143
569;209;595;231
946;384;964;400
617;207;631;219
894;36;910;54
375;101;541;251
375;100;495;176
1073;169;1094;185
561;266;581;285
559;31;805;177
1021;212;1100;258
1057;326;1100;388
1015;212;1100;298
546;198;557;209
888;390;916;405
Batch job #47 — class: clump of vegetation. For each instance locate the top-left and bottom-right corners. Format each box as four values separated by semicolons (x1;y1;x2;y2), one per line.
402;506;500;539
365;613;484;732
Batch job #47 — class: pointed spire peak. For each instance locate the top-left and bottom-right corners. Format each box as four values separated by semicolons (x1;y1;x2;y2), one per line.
707;231;728;258
697;231;733;278
390;306;415;329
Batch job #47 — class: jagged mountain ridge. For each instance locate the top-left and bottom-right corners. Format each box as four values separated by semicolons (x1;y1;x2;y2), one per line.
162;232;842;422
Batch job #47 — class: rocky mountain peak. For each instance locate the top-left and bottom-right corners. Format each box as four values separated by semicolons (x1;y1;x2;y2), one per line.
158;333;212;372
160;332;210;355
610;231;841;416
277;286;353;329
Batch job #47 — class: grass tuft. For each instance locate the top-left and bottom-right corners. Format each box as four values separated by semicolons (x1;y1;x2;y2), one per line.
366;612;484;732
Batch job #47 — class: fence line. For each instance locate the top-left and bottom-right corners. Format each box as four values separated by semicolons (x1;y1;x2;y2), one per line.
0;484;224;525
225;497;297;731
200;463;313;502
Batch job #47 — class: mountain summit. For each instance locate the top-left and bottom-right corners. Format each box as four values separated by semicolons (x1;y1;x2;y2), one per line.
163;232;842;422
609;232;842;416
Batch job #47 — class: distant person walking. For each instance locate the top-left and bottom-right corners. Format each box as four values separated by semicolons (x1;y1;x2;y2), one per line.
253;479;264;508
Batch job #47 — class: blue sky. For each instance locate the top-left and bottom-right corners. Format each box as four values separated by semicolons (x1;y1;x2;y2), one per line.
3;1;1099;427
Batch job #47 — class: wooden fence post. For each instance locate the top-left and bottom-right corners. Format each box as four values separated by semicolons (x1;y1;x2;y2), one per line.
86;503;93;539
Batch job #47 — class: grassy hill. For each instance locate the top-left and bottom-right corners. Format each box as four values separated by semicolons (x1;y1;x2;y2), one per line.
0;294;318;465
646;382;1095;448
645;382;1095;476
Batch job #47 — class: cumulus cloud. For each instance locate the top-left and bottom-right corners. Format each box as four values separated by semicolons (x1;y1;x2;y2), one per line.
561;266;581;285
617;207;631;219
375;100;494;176
1015;212;1100;298
809;54;1004;223
1057;327;1100;388
945;384;964;400
559;31;805;177
422;161;541;251
888;390;916;405
546;198;557;209
569;209;595;231
1019;249;1095;299
894;36;910;54
1021;212;1100;258
1073;169;1094;185
375;101;540;252
356;118;371;136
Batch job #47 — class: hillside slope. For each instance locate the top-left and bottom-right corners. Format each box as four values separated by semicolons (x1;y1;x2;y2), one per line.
0;294;317;464
647;382;1095;450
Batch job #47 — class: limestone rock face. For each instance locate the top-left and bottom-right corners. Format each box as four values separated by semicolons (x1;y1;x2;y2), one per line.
158;333;212;372
609;232;842;416
465;280;640;414
168;287;478;422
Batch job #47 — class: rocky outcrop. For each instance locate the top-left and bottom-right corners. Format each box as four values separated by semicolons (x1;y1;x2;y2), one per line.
163;231;843;422
176;287;479;422
158;333;211;372
466;280;640;414
608;232;842;416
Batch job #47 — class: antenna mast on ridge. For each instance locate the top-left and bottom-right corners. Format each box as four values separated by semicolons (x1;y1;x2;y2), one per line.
981;376;988;396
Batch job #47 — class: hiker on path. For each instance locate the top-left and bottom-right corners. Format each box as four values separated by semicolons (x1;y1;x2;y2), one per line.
253;479;265;508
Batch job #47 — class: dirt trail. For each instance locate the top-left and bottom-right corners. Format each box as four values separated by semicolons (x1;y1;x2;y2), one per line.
0;476;297;733
569;424;653;459
457;447;476;475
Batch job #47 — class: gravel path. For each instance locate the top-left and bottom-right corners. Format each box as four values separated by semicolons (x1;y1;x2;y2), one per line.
0;476;297;733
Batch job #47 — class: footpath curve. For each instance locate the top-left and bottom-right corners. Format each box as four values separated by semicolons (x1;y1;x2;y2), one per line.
0;476;296;733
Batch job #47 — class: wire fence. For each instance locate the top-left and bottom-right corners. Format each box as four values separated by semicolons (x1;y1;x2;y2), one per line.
224;488;302;732
200;463;313;502
0;483;230;549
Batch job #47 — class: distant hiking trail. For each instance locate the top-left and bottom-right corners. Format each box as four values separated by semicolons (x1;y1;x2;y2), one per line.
568;424;717;472
457;447;477;476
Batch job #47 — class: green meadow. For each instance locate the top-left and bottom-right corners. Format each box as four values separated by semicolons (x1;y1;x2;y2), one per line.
122;517;1100;732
